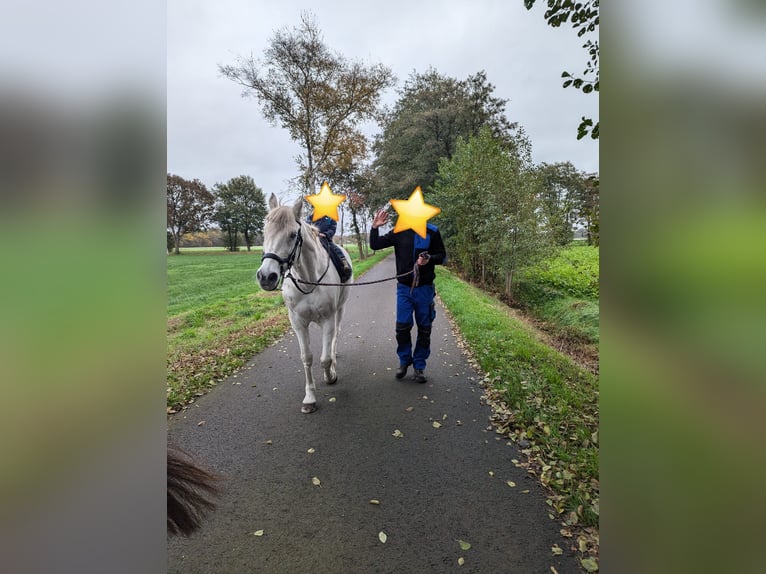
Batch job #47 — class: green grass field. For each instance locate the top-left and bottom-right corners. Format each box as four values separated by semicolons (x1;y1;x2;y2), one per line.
515;243;600;345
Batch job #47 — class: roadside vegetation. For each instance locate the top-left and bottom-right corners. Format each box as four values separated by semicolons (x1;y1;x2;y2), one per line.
514;243;599;370
167;247;389;411
436;266;599;566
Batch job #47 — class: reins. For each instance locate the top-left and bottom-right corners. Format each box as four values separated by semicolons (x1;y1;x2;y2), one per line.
261;220;419;290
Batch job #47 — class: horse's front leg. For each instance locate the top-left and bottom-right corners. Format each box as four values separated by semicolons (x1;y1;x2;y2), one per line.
320;315;338;385
290;316;317;414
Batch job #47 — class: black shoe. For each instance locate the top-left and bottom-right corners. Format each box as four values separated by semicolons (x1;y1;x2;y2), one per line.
413;369;427;384
395;364;410;379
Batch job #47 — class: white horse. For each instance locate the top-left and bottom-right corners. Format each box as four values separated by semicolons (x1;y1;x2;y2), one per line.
256;194;353;413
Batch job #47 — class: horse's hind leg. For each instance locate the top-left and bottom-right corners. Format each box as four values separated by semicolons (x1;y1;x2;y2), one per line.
320;316;338;385
291;319;317;414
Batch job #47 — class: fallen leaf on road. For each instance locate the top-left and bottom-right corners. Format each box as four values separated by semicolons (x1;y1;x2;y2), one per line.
329;397;337;403
197;421;205;426
265;440;273;445
507;481;516;488
378;531;387;543
432;421;442;429
307;448;315;454
578;536;588;553
581;557;598;572
312;477;321;487
550;567;559;574
488;471;494;477
551;544;563;556
458;557;465;566
392;429;404;438
405;407;414;412
369;499;380;505
457;539;471;551
253;530;264;537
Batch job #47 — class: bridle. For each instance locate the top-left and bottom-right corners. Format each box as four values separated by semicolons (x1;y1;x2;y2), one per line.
260;221;330;294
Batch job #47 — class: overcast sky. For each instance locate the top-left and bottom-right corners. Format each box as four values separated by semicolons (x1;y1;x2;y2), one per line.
168;0;599;198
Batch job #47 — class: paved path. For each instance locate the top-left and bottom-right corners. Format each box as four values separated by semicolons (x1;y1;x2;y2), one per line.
168;254;580;573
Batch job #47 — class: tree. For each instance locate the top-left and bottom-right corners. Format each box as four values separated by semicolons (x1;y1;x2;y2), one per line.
576;173;599;246
373;68;518;200
213;175;267;252
432;127;551;298
536;161;586;246
219;12;395;195
523;0;599;139
167;174;214;255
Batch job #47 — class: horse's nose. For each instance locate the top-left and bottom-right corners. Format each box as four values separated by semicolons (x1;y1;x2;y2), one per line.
257;269;278;286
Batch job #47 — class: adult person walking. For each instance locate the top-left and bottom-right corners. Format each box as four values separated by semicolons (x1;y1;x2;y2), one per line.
369;208;446;383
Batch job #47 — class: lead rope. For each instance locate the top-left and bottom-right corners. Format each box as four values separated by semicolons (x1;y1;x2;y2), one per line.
410;263;420;293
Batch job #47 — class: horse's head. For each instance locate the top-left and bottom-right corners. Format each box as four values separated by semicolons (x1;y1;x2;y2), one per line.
256;194;304;291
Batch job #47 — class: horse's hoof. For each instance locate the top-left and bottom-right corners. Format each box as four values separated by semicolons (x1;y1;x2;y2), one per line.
301;403;318;414
325;376;338;385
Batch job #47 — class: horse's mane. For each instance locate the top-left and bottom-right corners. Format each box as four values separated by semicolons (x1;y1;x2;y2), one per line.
265;206;296;228
167;448;221;536
265;206;320;242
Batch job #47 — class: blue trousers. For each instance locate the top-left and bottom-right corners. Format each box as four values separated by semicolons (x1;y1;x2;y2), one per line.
396;283;436;370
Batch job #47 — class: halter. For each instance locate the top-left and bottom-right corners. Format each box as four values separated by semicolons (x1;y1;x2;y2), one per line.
260;221;330;294
261;220;303;276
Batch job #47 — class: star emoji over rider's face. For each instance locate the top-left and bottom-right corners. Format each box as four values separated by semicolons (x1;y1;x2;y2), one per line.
306;182;346;222
390;186;441;238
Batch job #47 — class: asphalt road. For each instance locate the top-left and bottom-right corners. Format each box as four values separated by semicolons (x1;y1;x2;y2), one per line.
168;254;581;574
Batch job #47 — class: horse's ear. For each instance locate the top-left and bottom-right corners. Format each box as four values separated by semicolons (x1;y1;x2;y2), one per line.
268;193;279;210
292;197;303;220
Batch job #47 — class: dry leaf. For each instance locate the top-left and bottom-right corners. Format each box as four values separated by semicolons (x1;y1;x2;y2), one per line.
432;421;442;429
369;499;380;505
551;544;563;556
550;567;559;574
253;530;264;537
581;557;598;572
457;539;471;551
265;440;273;445
197;421;205;426
329;397;336;403
307;448;315;454
506;481;516;488
378;531;387;544
458;557;465;566
405;406;414;412
578;537;588;553
311;477;321;487
488;471;494;477
392;429;404;438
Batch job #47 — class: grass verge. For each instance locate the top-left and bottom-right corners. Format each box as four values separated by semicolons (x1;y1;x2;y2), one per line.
167;247;390;411
436;267;599;564
515;244;599;347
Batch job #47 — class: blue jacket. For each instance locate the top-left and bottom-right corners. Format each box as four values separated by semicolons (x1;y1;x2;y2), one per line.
307;215;336;240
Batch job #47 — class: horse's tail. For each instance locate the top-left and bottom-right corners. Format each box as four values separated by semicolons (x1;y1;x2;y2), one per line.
167;447;222;536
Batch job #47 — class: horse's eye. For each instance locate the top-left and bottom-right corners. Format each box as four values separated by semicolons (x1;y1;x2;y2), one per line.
289;232;297;239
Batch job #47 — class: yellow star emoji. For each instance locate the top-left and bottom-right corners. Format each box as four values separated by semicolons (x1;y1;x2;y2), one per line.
306;182;346;222
390;186;441;238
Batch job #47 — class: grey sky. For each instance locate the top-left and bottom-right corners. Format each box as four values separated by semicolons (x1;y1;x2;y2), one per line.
168;0;599;198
